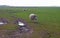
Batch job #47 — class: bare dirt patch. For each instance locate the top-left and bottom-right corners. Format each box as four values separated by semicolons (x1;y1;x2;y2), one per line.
0;29;33;38
39;29;50;38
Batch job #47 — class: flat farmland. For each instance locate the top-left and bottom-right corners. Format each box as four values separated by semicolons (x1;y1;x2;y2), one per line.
0;7;60;38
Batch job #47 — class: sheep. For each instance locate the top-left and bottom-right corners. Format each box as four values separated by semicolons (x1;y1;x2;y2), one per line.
29;13;38;23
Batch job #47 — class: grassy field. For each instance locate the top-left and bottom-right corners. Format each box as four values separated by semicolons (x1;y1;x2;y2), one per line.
0;7;60;38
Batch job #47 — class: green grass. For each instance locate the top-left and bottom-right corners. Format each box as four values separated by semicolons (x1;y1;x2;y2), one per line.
0;7;60;38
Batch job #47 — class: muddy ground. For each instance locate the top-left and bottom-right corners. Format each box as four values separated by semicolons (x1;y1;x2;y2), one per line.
0;29;33;38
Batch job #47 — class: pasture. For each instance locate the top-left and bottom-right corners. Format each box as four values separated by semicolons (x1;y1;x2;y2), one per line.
0;7;60;38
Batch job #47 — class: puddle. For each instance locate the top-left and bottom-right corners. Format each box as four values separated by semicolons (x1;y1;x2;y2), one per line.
0;18;8;25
